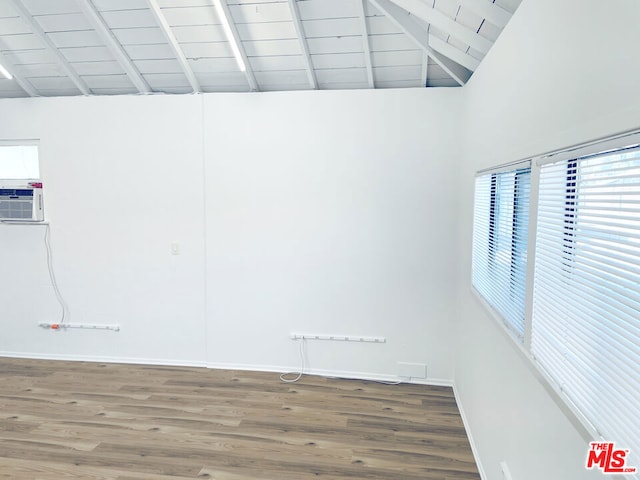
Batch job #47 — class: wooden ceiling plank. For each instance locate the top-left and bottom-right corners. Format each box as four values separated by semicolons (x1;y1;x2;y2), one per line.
215;0;259;92
388;0;492;54
8;0;91;94
146;0;202;92
287;0;317;89
458;0;511;28
0;49;39;96
76;0;152;93
357;0;375;88
369;0;471;85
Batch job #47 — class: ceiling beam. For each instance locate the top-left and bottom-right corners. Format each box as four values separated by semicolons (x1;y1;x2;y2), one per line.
76;0;151;94
421;51;428;87
369;0;471;85
8;0;90;95
458;0;511;28
388;0;493;54
0;50;39;96
215;0;258;92
357;0;375;88
287;0;317;89
428;34;480;71
147;0;201;93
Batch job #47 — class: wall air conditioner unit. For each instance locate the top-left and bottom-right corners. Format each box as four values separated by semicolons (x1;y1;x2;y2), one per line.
0;182;44;221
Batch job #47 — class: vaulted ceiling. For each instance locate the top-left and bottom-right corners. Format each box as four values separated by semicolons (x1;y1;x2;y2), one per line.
0;0;521;98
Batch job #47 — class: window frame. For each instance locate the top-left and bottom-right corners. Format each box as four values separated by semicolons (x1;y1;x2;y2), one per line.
472;129;640;473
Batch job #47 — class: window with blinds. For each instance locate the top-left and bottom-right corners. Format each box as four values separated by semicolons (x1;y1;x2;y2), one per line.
472;165;531;339
532;144;640;470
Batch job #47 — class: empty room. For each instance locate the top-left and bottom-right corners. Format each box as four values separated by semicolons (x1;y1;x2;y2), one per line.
0;0;638;479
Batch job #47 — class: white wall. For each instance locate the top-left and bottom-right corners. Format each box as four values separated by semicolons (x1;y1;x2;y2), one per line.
456;0;640;479
0;95;207;365
0;88;462;383
203;90;461;381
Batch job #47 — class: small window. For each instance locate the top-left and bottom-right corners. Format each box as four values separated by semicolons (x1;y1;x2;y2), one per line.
472;164;531;339
0;144;39;180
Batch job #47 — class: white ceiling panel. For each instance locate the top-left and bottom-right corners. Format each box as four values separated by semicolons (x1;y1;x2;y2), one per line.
198;71;249;87
124;43;175;60
189;57;238;73
36;88;81;96
306;36;364;55
16;63;63;77
92;0;150;11
181;42;234;59
112;27;167;45
48;30;103;49
376;79;423;88
297;0;360;21
2;49;53;65
0;33;45;50
143;72;190;87
172;25;227;43
229;3;292;24
236;22;297;41
160;6;218;26
157;0;211;6
311;52;365;70
33;13;93;32
0;3;19;17
27;75;80;90
301;18;361;38
243;39;301;57
254;69;308;86
0;0;521;97
0;17;31;35
71;60;125;75
99;9;158;29
90;87;139;94
134;58;184;74
60;46;114;62
479;20;502;42
248;55;305;72
373;65;421;82
20;0;81;16
82;74;133;89
371;50;422;67
315;67;367;84
368;34;419;52
366;15;403;35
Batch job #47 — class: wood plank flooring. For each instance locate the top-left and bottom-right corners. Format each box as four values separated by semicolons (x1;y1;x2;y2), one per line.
0;358;480;479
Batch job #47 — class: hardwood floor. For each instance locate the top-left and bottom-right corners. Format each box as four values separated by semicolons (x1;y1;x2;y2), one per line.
0;358;480;479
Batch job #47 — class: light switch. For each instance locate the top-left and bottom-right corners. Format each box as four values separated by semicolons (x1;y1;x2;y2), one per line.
171;242;180;255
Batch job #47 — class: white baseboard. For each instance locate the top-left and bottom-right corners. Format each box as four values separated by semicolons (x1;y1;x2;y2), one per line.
453;383;487;480
0;351;207;369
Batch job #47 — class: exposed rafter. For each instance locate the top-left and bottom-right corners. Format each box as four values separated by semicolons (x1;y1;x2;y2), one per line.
428;35;480;72
215;0;258;92
357;0;375;88
287;0;317;89
147;0;201;93
8;0;90;95
388;0;493;54
369;0;471;85
76;0;151;94
458;0;511;28
0;50;38;97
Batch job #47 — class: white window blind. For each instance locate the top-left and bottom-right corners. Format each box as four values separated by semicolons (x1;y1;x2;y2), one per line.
472;166;531;339
532;145;640;470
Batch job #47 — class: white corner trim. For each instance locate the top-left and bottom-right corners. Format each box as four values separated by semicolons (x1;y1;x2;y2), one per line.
453;382;487;480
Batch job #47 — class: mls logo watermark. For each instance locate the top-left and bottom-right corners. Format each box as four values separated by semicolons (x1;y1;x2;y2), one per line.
586;442;637;474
